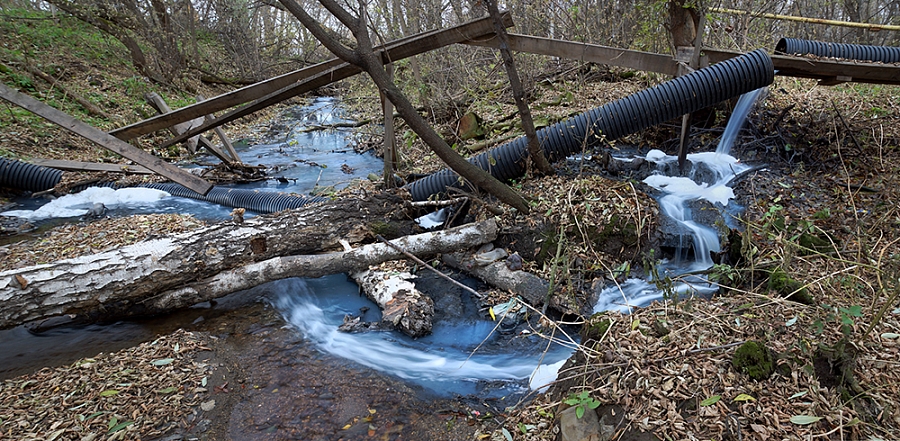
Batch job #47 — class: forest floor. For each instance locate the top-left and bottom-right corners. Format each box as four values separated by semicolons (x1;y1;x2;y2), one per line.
1;13;900;440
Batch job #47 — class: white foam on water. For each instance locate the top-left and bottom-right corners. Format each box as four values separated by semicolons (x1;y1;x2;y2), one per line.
2;187;170;221
530;359;567;393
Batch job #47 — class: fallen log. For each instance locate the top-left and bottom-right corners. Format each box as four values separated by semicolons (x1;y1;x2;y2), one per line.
0;192;414;329
442;246;580;315
142;219;496;317
350;269;434;338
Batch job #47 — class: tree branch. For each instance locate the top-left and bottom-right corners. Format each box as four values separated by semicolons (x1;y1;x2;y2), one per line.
277;0;358;63
278;0;530;213
483;0;552;175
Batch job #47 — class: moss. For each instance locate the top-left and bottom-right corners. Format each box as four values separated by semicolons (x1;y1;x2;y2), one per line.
368;220;400;238
732;340;775;380
798;232;835;255
582;315;612;344
768;267;814;305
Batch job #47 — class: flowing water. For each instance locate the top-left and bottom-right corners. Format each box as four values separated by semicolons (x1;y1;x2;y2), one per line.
2;97;382;222
1;89;766;399
594;88;764;313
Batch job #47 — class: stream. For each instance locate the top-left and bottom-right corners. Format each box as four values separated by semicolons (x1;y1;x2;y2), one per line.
1;89;764;416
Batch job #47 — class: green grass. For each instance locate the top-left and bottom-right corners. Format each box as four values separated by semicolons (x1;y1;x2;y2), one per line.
0;7;123;66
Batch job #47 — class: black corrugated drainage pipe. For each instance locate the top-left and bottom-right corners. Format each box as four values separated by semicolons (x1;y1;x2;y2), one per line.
72;181;329;214
776;38;900;63
405;49;775;201
0;158;63;192
137;183;330;213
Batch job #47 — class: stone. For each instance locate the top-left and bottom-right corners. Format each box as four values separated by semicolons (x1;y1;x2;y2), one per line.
559;405;601;441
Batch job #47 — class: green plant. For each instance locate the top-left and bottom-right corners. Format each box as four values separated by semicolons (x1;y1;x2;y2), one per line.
643;249;675;302
813;304;863;337
709;263;739;285
564;390;601;419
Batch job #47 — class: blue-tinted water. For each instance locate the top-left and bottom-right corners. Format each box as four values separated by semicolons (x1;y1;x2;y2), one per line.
266;276;575;397
2;97;383;221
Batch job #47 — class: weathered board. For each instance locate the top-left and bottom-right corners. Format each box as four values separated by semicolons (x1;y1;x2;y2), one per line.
705;48;900;86
465;33;680;76
29;159;153;174
0;83;213;195
111;13;511;142
468;34;900;86
158;13;512;149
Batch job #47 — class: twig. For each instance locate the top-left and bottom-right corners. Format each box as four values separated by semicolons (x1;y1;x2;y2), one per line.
374;234;482;298
447;187;504;215
831;99;869;164
407;197;468;208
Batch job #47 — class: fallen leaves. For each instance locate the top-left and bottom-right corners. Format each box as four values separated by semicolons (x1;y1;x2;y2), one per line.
0;214;205;270
0;329;212;440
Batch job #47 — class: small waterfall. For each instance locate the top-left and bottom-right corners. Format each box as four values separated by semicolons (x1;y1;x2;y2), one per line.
595;87;766;312
717;87;766;155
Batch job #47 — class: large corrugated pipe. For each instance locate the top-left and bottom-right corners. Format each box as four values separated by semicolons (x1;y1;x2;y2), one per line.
776;38;900;63
138;183;329;213
0;158;63;192
405;49;775;201
71;181;328;214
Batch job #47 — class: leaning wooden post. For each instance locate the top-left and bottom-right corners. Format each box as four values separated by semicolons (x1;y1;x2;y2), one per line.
381;63;396;188
675;13;705;170
197;94;241;163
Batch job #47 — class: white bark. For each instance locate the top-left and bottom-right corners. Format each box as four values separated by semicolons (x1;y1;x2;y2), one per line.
0;193;410;329
0;211;497;329
350;269;434;337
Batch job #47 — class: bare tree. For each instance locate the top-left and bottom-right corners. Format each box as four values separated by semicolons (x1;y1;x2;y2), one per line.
278;0;530;213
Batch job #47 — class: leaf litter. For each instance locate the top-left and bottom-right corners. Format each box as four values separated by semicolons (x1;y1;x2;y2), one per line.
0;329;213;440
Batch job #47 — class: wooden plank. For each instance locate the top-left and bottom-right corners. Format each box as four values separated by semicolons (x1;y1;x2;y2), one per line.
464;34;680;76
158;13;513;150
196;94;241;163
30;159;154;174
111;13;510;142
145;92;234;163
704;49;900;86
0;83;213;195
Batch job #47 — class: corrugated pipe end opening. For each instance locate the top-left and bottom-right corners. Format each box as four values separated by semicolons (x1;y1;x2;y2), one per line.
0;159;63;192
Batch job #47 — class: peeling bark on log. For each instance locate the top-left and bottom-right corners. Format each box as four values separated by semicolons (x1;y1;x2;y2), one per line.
442;249;577;315
0;193;413;329
144;219;496;315
350;269;434;338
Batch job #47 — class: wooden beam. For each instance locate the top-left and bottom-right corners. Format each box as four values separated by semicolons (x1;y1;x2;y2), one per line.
0;84;213;195
29;159;153;174
144;92;234;163
111;13;511;142
158;12;513;150
464;33;680;76
197;94;241;162
704;49;900;86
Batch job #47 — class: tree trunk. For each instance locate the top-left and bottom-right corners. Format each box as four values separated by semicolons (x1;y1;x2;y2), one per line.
483;0;552;176
0;192;414;329
277;0;530;213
